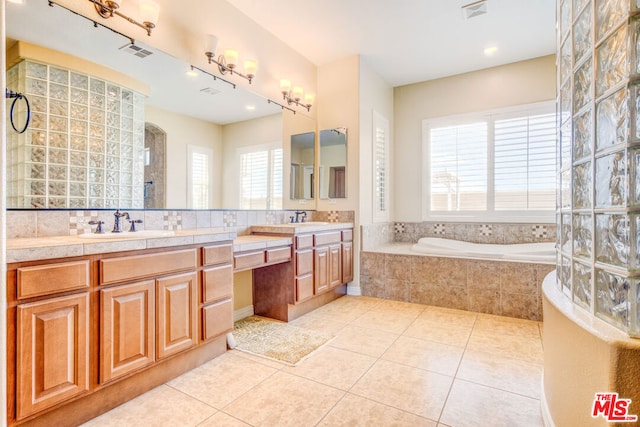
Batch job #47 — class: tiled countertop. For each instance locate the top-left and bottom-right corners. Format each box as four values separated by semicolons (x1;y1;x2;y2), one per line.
250;222;354;234
7;229;236;263
233;235;292;252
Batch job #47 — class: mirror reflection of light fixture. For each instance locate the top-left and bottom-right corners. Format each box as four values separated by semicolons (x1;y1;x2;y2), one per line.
204;34;257;84
280;79;313;112
88;0;159;36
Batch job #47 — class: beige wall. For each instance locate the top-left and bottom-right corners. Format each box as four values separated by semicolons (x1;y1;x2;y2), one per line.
393;55;556;222
145;105;223;209
221;114;283;208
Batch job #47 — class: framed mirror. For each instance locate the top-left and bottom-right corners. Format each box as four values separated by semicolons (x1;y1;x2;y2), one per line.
319;127;347;199
289;132;315;200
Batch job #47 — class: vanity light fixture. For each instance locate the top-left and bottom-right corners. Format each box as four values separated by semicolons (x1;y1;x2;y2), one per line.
280;79;314;112
89;0;159;36
186;66;199;77
204;35;257;84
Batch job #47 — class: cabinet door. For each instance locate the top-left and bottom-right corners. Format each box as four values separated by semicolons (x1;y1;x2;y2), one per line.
314;246;330;295
156;272;198;359
342;241;354;283
100;280;155;383
328;244;342;288
16;293;89;419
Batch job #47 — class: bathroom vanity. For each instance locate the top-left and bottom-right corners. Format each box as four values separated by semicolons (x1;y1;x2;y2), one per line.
5;230;236;426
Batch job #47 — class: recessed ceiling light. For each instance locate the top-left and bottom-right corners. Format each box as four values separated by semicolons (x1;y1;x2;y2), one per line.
484;46;498;56
186;67;198;77
246;105;256;111
7;0;25;4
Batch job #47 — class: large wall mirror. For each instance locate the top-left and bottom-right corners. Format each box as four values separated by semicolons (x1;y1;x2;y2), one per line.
5;0;293;210
319;128;347;199
289;132;315;200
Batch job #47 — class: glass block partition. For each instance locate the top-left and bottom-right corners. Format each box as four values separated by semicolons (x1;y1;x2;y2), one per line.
557;0;640;335
6;60;145;209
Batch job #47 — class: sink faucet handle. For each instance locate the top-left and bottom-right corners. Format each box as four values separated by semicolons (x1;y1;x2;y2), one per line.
88;220;105;234
128;218;143;232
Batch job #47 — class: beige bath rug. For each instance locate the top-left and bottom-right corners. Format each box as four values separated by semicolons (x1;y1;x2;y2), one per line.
232;316;334;366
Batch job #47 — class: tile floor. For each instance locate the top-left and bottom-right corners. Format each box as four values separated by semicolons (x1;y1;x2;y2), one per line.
83;296;544;427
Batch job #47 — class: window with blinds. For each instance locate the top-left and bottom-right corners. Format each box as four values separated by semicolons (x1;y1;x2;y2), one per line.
187;145;213;209
423;102;555;221
373;111;390;221
239;144;283;209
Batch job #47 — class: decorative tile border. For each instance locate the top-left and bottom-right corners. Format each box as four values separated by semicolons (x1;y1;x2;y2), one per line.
479;224;492;236
163;211;182;230
394;223;405;233
433;223;446;235
69;210;98;235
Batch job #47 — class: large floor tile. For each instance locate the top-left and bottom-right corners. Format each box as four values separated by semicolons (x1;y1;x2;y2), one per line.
403;317;472;347
382;335;464;376
224;371;345;427
418;306;478;328
440;379;543;427
82;385;216;427
371;299;428;316
167;352;278;409
350;359;453;421
351;309;419;334
473;314;541;340
466;331;543;365
198;411;251;426
326;295;384;311
283;346;376;390
308;301;370;323
289;312;348;335
456;349;542;399
329;324;399;357
317;393;437;427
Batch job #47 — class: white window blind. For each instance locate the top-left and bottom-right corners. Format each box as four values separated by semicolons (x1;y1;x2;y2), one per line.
430;122;487;211
423;102;556;221
494;113;556;210
373;111;390;221
187;145;213;209
239;145;282;209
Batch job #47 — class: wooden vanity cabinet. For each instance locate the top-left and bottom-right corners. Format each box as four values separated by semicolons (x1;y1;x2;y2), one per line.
342;230;354;283
201;244;234;342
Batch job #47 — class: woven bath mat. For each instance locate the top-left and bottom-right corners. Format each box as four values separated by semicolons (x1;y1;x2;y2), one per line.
232;316;334;366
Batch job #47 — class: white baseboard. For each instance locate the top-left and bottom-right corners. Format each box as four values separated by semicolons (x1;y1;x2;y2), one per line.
540;377;555;427
234;305;254;322
347;284;361;296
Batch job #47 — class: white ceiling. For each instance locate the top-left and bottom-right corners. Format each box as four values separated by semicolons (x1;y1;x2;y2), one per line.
225;0;557;86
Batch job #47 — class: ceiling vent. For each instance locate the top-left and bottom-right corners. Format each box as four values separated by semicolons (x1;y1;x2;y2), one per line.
119;43;153;59
200;87;221;96
462;0;488;19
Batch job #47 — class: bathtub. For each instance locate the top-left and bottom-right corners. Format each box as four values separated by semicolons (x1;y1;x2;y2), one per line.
411;237;556;264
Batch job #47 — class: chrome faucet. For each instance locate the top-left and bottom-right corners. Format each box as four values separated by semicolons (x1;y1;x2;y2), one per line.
294;210;307;223
112;209;129;233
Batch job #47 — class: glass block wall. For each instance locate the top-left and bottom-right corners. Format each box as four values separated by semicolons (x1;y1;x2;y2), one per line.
6;60;145;209
557;0;640;336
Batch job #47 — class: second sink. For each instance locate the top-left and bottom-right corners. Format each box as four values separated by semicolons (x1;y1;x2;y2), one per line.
79;230;176;239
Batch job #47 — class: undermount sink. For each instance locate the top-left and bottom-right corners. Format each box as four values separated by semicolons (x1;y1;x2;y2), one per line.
78;230;176;239
291;221;330;226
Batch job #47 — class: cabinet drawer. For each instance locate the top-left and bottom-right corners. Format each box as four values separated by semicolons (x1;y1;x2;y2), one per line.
267;246;291;264
296;274;314;303
202;264;233;303
314;231;341;246
100;249;197;285
234;251;265;271
202;244;233;266
296;250;313;276
296;234;314;249
342;229;353;242
17;260;90;299
202;299;233;341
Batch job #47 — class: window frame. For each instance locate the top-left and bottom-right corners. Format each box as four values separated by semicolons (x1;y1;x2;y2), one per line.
237;142;283;210
421;101;556;223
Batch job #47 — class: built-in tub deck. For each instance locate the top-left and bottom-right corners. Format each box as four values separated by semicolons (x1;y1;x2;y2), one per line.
360;241;555;321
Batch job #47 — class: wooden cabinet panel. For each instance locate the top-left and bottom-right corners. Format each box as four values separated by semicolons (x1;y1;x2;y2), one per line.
296;250;313;276
296;234;314;249
202;244;233;266
329;244;342;289
100;281;155;383
202;299;233;341
266;246;291;264
314;247;330;295
202;264;233;303
314;231;341;246
100;249;197;285
296;274;314;302
17;260;90;299
342;241;354;283
16;293;89;419
234;251;265;271
342;229;353;242
156;272;198;359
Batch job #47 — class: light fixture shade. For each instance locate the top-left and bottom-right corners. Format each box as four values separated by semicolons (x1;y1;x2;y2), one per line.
139;0;160;24
224;49;239;67
280;79;291;93
205;35;218;54
304;93;315;105
244;59;258;76
292;86;304;101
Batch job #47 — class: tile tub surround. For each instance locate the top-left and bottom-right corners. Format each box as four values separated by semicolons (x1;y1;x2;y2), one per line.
392;221;556;244
360;244;554;321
